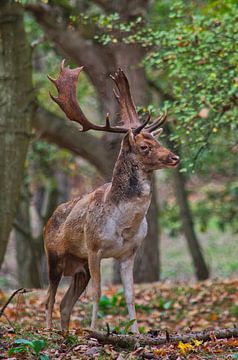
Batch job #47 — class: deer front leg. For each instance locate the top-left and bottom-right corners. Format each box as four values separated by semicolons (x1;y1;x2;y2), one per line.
88;250;102;330
120;255;139;333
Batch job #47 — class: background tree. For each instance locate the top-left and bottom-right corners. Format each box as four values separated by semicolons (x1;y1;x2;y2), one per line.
0;0;34;266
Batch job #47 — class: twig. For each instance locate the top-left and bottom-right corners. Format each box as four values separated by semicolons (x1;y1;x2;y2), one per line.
106;322;110;336
85;327;238;348
2;313;14;328
0;288;30;318
61;342;87;360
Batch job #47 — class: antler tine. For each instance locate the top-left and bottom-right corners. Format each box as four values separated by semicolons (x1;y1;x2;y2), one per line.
145;110;168;133
133;112;151;135
48;60;128;134
110;68;141;129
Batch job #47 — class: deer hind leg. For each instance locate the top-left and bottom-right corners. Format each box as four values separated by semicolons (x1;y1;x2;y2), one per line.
45;253;62;329
60;263;90;331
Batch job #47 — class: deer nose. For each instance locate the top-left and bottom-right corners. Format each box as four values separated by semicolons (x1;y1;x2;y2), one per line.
172;154;180;162
169;154;180;163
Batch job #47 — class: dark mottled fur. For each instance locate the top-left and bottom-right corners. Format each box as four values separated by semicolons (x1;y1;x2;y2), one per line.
109;149;143;203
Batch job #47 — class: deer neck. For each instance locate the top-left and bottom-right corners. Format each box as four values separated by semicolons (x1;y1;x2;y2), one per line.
109;149;152;204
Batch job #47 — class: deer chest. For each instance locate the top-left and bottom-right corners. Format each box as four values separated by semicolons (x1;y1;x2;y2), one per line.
86;200;149;259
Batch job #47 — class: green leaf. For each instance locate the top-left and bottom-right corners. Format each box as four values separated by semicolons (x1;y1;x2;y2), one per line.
14;338;33;346
99;295;111;310
163;300;173;310
124;319;136;334
32;339;46;355
8;345;28;356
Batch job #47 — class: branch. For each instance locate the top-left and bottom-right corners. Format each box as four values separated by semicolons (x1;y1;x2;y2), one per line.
33;107;110;178
25;3;107;81
0;288;30;318
86;327;238;348
93;0;149;19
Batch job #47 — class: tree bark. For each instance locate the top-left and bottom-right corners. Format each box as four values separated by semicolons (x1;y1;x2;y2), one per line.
33;107;109;178
164;126;209;280
172;169;209;280
134;177;160;282
27;1;160;283
14;186;42;288
14;179;60;288
86;327;238;348
0;0;34;267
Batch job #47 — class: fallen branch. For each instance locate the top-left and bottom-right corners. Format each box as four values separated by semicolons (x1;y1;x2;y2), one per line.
85;327;238;348
0;288;30;318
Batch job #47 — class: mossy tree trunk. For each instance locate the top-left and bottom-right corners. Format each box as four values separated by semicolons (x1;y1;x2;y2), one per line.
0;0;34;267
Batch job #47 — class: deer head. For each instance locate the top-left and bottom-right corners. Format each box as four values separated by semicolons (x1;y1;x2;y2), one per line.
122;130;179;172
48;60;179;171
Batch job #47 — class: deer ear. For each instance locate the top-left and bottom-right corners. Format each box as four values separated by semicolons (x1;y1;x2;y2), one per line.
152;128;163;137
128;128;136;147
123;129;135;151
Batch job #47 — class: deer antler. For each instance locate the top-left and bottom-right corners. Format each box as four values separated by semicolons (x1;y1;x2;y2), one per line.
48;60;128;134
110;68;167;134
110;68;141;129
48;60;167;135
145;111;168;132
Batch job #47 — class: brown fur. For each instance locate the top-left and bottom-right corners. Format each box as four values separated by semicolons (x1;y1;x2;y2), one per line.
44;131;179;332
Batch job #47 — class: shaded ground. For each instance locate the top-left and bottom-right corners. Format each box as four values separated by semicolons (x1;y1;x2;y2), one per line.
0;279;238;359
1;228;238;290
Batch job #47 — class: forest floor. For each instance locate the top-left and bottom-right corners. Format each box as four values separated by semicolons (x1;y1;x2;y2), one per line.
0;279;238;359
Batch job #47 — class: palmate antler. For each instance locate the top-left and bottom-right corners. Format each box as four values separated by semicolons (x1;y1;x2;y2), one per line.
110;68;167;134
48;60;167;134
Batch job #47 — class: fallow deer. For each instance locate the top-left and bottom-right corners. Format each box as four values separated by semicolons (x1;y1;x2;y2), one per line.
44;60;179;333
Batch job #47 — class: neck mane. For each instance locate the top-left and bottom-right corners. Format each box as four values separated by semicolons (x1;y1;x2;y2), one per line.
108;148;152;204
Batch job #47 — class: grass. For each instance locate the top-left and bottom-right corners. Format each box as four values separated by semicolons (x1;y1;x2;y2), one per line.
160;229;238;281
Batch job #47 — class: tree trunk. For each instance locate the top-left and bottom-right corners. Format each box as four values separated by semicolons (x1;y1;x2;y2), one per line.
164;126;209;280
134;177;160;282
14;186;42;288
172;169;209;280
15;180;59;288
0;0;34;267
148;78;210;281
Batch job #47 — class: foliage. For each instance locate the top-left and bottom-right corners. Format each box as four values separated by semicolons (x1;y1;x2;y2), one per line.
160;179;238;237
142;0;237;171
90;0;238;172
109;319;136;335
8;338;49;359
99;291;125;315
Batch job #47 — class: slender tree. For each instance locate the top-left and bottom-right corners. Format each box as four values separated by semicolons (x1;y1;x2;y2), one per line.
0;0;34;266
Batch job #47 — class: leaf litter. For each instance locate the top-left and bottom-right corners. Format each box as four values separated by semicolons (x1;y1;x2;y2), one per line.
0;279;238;359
